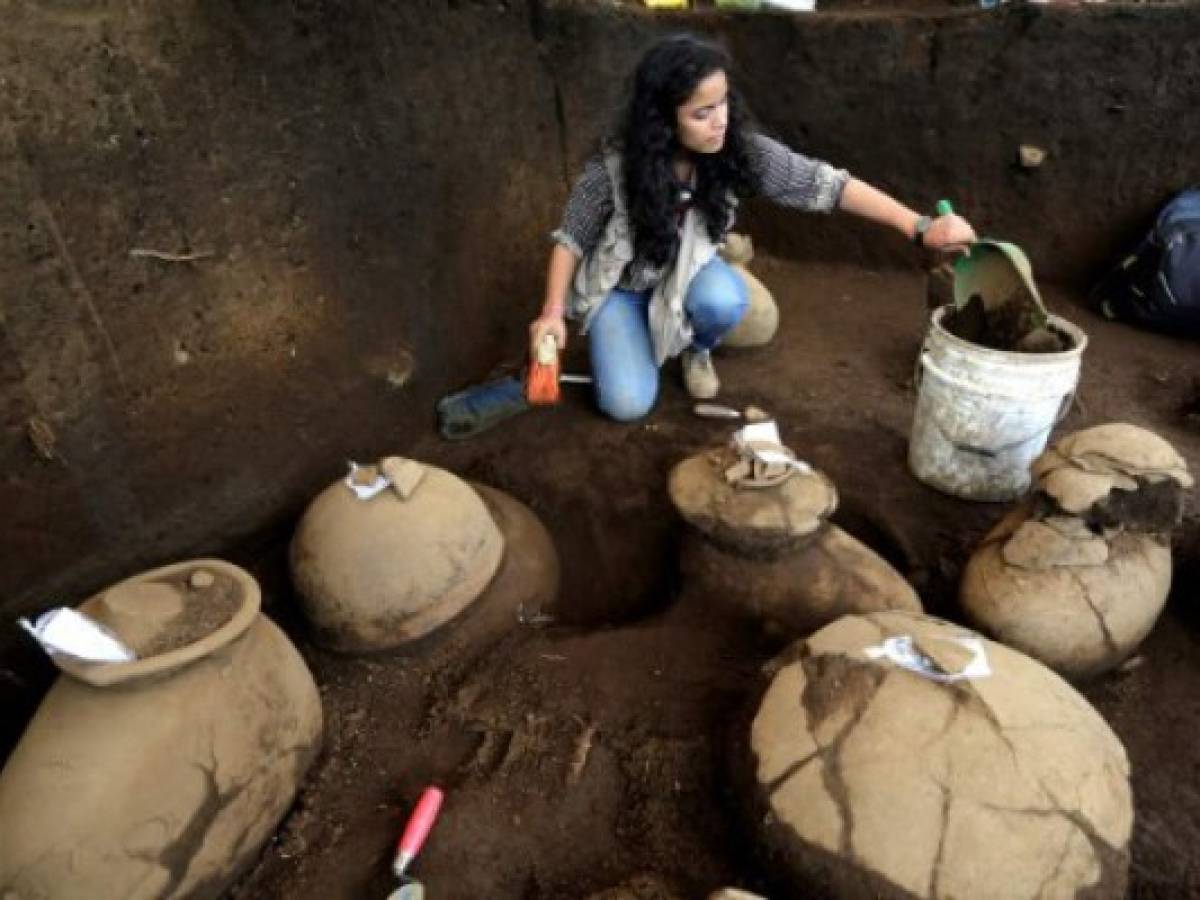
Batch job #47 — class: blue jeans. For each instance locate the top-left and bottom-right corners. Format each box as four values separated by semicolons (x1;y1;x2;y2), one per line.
588;256;749;421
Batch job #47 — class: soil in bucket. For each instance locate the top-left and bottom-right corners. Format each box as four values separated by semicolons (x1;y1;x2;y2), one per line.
943;287;1073;353
939;238;1072;353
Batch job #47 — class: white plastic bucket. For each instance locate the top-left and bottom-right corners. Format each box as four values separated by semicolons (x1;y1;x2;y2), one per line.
908;307;1088;501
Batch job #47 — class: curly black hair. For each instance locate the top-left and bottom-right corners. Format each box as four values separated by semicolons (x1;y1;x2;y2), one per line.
613;33;756;268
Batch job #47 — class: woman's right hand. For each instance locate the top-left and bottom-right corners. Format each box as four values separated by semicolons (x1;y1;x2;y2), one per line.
529;309;568;354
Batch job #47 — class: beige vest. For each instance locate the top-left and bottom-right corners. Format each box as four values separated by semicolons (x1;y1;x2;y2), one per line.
567;151;734;365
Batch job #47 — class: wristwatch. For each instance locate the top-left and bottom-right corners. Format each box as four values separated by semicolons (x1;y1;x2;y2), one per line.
912;214;933;247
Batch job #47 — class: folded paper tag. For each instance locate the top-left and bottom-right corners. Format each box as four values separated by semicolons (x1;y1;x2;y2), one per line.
733;421;813;473
380;457;425;500
864;635;992;683
19;608;137;664
737;420;782;446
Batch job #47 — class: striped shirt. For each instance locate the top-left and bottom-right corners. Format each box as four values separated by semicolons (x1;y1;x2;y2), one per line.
551;132;850;291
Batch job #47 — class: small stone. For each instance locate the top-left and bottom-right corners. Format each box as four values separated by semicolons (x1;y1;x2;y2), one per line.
26;417;58;461
1019;144;1047;168
173;342;191;365
189;569;215;589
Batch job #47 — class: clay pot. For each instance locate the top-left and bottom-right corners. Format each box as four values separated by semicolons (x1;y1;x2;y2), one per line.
961;506;1171;680
746;611;1132;900
290;459;504;653
671;447;921;639
669;448;838;558
681;524;921;638
956;424;1189;680
720;233;778;349
1032;422;1192;531
438;483;559;654
0;560;323;900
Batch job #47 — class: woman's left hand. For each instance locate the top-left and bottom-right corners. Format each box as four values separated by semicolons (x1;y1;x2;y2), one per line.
923;214;976;254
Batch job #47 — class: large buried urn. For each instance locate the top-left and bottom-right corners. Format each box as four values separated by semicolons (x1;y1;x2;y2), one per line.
291;458;505;652
961;423;1192;680
291;458;558;654
0;560;323;900
670;444;921;638
746;611;1133;899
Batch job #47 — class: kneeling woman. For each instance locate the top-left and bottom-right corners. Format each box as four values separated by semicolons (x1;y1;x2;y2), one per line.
529;33;976;421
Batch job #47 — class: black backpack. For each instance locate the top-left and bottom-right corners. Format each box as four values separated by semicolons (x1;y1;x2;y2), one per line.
1090;187;1200;335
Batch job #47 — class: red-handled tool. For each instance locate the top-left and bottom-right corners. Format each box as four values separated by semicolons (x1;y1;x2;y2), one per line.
386;786;444;900
525;333;561;406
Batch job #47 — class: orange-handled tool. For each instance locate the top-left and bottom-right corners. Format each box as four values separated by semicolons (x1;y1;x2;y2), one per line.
386;786;444;900
525;333;561;405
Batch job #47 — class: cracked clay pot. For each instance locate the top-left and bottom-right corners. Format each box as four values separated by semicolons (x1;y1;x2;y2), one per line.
0;560;323;900
961;505;1171;681
747;610;1132;900
290;458;505;653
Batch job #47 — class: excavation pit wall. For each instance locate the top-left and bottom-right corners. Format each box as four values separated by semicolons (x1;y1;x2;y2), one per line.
2;0;1198;746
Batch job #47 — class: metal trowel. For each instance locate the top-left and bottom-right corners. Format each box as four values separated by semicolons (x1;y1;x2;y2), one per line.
386;786;444;900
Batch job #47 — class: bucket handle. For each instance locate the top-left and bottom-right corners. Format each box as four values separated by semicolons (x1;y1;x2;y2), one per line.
937;388;1076;458
917;352;1077;403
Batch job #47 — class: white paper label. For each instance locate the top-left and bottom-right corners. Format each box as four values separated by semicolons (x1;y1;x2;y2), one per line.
864;635;992;683
19;608;136;663
344;461;391;500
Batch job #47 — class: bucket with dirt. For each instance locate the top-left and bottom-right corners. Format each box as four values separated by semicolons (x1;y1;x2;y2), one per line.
909;305;1087;501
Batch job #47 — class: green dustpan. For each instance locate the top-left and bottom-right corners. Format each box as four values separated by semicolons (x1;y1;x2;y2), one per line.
936;200;1049;329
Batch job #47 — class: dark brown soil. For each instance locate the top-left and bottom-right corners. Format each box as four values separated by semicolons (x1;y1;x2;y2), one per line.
223;259;1200;899
1183;379;1200;432
136;570;241;657
1090;478;1188;534
942;287;1065;352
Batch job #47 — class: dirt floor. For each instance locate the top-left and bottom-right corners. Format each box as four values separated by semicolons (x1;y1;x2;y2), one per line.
210;258;1200;899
